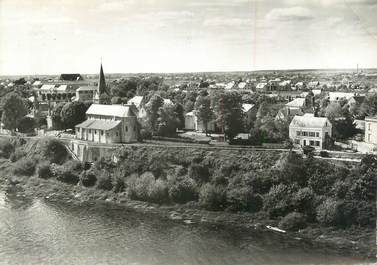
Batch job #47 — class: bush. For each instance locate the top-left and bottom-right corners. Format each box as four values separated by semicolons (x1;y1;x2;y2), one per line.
96;171;113;190
112;175;125;193
148;179;169;203
17;116;35;133
316;198;344;226
9;148;27;162
199;183;227;210
279;212;307;231
37;162;52;179
140;129;152;140
38;138;68;164
226;186;263;212
292;187;315;216
127;172;154;201
263;184;294;218
0;139;14;159
12;157;36;176
80;170;97;187
319;151;329;157
56;169;79;184
302;146;315;156
168;176;198;204
188;163;210;183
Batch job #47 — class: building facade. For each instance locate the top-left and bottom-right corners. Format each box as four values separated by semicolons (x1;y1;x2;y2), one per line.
365;116;377;145
289;113;332;149
75;104;139;144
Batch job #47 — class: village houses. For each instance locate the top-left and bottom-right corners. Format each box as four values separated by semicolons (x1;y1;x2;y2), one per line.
289;113;332;149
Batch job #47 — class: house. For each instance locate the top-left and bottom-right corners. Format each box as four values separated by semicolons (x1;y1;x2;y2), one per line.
127;96;147;119
328;92;355;103
289;113;332;149
256;82;268;92
75;86;97;102
75;104;139;144
184;111;216;132
242;103;256;126
365;116;377;145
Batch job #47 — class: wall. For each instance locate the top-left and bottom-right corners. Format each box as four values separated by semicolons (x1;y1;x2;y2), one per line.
365;119;377;144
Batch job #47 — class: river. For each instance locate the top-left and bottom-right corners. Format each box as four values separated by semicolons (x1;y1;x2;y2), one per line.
0;191;372;265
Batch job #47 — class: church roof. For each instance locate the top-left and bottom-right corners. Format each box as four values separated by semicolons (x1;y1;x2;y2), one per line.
86;104;135;118
75;119;121;131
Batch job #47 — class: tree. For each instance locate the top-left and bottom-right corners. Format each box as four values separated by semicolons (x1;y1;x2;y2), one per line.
325;102;343;122
146;94;164;133
60;101;88;129
156;104;179;137
194;95;213;135
174;103;185;130
359;94;377;118
17;116;35;133
213;91;244;140
1;93;28;131
51;102;66;130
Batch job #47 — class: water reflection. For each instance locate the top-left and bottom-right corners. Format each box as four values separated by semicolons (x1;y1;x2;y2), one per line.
0;191;372;265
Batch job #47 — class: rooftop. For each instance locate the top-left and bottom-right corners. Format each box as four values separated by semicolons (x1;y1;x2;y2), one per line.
75;119;121;130
290;113;331;128
86;104;135;118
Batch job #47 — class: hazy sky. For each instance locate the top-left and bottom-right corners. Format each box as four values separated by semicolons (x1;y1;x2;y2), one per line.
1;0;377;75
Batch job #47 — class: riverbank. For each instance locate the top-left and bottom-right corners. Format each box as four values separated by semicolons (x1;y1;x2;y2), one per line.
1;171;375;260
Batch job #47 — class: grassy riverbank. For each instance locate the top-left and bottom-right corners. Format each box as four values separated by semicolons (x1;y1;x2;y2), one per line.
0;136;375;258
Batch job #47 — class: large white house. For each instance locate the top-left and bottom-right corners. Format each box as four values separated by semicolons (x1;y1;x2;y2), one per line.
289;113;332;149
75;104;139;144
365;116;377;145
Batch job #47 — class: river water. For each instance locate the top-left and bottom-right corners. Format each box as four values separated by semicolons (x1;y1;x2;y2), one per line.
0;191;372;265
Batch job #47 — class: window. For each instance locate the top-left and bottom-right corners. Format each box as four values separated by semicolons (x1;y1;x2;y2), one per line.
125;126;128;132
315;141;320;146
295;139;300;144
302;131;308;136
101;131;104;136
94;130;97;134
316;132;319;137
309;132;315;137
107;132;110;137
296;131;301;136
310;140;314;146
116;132;119;137
89;130;91;133
368;123;371;131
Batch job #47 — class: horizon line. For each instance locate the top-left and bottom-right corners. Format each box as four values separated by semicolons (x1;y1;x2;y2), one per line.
1;66;377;78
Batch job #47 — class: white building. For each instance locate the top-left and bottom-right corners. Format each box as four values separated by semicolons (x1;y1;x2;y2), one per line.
289;113;332;149
365;116;377;145
127;96;147;119
75;104;139;144
328;92;355;103
185;111;216;132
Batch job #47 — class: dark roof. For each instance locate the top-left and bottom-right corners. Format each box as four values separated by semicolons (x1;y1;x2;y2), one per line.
59;74;83;81
75;119;121;130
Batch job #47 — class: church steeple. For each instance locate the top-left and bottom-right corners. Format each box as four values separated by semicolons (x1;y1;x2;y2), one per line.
94;62;107;104
98;63;106;95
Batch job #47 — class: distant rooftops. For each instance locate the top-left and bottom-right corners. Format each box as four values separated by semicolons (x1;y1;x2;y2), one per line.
59;74;83;81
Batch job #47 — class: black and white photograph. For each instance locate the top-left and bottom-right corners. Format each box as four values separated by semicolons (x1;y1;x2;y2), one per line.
0;0;376;264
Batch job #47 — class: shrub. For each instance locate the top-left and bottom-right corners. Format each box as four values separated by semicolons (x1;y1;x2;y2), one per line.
319;151;329;158
148;179;169;203
263;184;294;218
96;171;113;190
112;175;125;193
302;146;315;156
12;157;36;176
292;187;315;216
38;138;68;164
226;186;263;212
37;161;52;179
127;172;154;201
56;169;79;185
168;176;198;203
80;170;97;187
140;129;152;140
279;212;307;231
17;116;35;133
9;148;27;162
316;198;344;226
188;163;210;183
199;183;227;210
0;139;14;159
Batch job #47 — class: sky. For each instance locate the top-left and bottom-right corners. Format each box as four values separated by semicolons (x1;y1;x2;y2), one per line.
0;0;377;75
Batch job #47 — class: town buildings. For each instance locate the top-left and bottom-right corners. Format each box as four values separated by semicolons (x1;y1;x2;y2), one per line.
364;116;377;145
289;113;332;149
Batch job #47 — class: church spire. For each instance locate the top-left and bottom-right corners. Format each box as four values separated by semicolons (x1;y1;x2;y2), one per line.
98;63;106;95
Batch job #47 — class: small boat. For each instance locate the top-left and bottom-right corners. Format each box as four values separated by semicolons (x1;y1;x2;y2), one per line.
266;225;286;233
